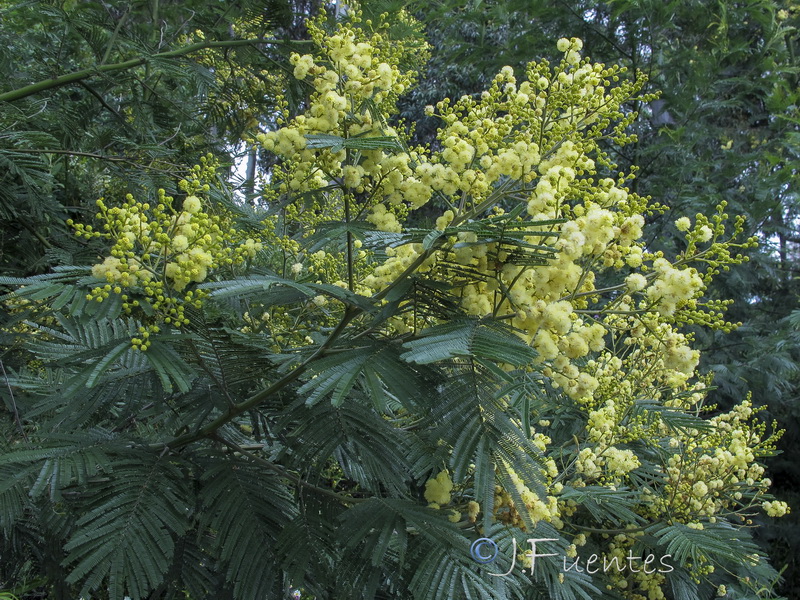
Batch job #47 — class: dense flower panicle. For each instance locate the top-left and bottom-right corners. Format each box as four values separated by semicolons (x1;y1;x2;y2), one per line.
71;155;263;348
256;8;754;387
251;9;782;582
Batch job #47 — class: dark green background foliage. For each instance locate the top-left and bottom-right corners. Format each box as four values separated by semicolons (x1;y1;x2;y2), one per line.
1;0;799;598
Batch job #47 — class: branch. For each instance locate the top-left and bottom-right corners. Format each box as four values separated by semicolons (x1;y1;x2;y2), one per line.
17;217;54;250
77;81;129;127
15;148;183;172
17;148;134;162
159;186;496;449
0;38;292;103
0;359;28;442
162;306;358;449
215;435;366;504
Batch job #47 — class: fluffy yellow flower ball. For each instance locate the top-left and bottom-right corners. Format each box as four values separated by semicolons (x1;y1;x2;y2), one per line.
183;195;202;214
424;470;454;505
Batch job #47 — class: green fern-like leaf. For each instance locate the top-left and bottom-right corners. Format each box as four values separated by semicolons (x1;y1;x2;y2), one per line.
650;521;762;566
0;430;117;502
275;494;340;598
298;339;428;409
559;486;644;528
423;360;547;531
197;455;295;600
401;317;536;367
63;451;192;600
283;396;414;495
201;274;315;304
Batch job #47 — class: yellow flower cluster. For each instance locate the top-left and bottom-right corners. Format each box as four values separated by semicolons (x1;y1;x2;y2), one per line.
494;476;562;531
644;258;705;317
424;470;454;506
247;11;785;597
491;439;564;531
763;500;790;517
595;532;670;599
422;469;487;525
70;156;262;347
255;6;428;201
651;398;783;522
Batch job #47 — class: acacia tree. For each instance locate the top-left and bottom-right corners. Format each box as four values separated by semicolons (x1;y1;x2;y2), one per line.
0;4;792;600
399;0;800;590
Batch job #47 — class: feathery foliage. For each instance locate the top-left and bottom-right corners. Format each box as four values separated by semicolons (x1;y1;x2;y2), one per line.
0;1;795;600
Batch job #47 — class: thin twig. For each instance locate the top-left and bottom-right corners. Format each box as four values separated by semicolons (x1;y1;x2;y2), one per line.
0;359;28;441
77;81;129;127
14;148;182;173
0;38;296;103
215;434;366;504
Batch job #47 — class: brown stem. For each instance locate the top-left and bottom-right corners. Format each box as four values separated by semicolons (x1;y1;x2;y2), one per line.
214;434;366;504
0;359;28;442
0;38;289;103
161;307;357;450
